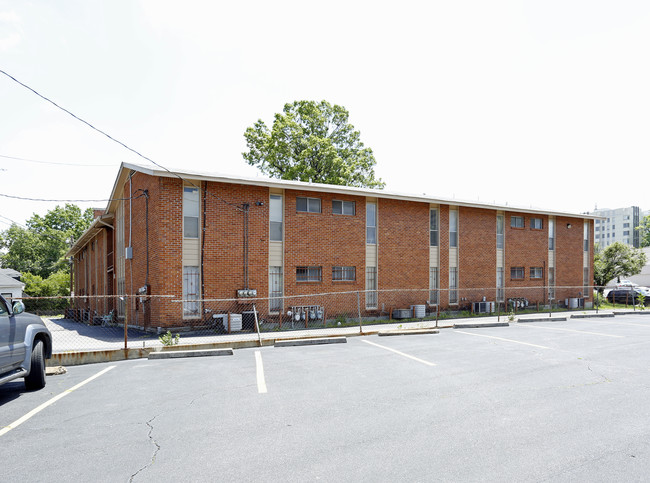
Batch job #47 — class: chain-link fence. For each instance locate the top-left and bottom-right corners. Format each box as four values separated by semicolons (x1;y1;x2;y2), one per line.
10;284;644;354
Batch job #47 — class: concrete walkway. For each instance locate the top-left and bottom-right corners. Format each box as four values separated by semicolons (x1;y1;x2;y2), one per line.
45;309;633;356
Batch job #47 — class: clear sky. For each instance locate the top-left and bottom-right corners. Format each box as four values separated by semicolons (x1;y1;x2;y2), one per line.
1;0;649;228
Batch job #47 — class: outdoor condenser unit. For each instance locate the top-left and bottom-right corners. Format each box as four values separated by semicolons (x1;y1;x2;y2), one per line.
472;301;495;314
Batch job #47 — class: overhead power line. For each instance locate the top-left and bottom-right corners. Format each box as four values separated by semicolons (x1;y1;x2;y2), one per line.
0;192;146;203
0;153;116;167
0;69;245;212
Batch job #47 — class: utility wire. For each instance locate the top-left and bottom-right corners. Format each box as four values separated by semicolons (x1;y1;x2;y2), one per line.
0;192;146;203
0;214;28;228
0;69;245;212
0;153;115;167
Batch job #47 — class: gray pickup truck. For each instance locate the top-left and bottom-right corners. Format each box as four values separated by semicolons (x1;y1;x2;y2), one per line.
0;295;52;390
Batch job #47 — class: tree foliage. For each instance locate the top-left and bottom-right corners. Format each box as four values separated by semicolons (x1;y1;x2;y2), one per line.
21;271;70;312
638;214;650;248
0;204;93;279
593;242;647;290
243;100;385;189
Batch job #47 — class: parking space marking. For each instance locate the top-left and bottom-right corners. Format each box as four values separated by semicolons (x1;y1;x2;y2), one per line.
517;324;624;338
361;339;436;366
593;320;650;329
455;330;551;349
255;351;267;394
0;365;116;438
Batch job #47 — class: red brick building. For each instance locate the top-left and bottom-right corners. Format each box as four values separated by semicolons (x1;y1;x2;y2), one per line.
67;163;596;328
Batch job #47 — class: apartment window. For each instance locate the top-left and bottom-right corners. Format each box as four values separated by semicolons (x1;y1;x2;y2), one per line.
270;194;283;241
366;267;378;308
549;218;555;250
612;224;615;229
429;267;439;304
595;226;599;231
332;266;356;281
511;267;525;280
531;218;543;230
183;187;199;238
497;214;504;249
296;266;322;282
496;268;504;302
430;209;439;247
624;223;630;228
182;266;200;317
583;267;590;298
449;268;458;304
584;222;590;251
548;268;555;300
530;267;543;279
449;209;458;248
269;267;283;313
511;216;524;228
366;202;377;244
332;200;355;215
296;197;321;213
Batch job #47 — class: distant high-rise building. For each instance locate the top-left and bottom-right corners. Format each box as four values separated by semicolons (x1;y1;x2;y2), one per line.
587;206;649;248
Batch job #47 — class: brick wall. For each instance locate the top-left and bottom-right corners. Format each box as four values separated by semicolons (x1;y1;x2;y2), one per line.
71;170;593;326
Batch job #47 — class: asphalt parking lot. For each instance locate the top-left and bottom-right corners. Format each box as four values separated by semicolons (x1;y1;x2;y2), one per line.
2;314;650;482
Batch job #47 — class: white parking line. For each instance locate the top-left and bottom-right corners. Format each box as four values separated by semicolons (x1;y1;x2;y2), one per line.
455;330;551;349
0;365;116;438
361;339;436;366
593;320;650;329
255;351;267;394
518;324;624;338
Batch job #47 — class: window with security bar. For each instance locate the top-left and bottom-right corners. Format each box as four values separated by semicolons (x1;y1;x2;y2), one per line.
366;267;377;308
429;267;439;304
449;268;458;304
182;266;200;317
269;267;283;313
496;267;504;302
511;267;525;280
332;266;356;281
296;266;322;282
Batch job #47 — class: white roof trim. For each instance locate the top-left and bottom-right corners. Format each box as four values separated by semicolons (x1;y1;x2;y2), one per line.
117;161;602;220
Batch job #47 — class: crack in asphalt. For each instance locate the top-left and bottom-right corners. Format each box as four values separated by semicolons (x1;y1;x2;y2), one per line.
586;363;612;384
129;415;161;482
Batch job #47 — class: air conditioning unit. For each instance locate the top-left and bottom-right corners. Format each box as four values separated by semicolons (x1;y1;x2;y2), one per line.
392;308;412;319
472;301;495;314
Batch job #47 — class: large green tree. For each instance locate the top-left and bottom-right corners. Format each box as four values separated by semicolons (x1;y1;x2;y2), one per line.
593;242;647;290
243;100;385;188
0;204;93;279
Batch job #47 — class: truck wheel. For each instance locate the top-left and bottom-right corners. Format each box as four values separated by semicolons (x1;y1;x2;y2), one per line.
25;340;46;390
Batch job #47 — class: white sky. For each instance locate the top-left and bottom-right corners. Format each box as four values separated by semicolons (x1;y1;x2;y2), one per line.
1;0;649;227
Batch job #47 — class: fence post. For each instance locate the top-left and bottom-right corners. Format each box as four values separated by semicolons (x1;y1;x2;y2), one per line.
124;295;129;350
357;291;362;334
253;304;262;347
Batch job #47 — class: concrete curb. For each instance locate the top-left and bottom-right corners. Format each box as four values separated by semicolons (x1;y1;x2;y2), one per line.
571;313;615;319
378;328;439;336
275;337;347;347
517;316;567;323
148;348;234;359
612;310;650;315
453;322;509;329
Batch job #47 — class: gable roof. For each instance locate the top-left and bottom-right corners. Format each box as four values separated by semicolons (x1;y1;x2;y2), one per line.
103;162;603;221
0;272;24;289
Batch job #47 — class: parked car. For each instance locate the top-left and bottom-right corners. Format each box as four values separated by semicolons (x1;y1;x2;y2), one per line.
606;287;650;305
616;280;638;288
0;295;52;390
